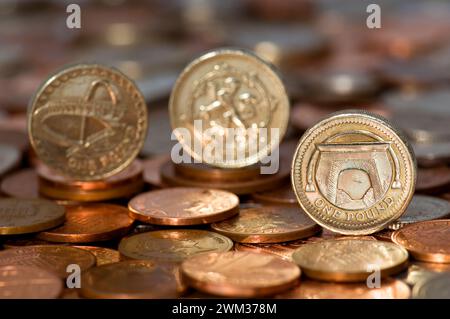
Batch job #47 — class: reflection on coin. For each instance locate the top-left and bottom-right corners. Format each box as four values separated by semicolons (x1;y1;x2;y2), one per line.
169;48;289;168
292;239;409;282
0;246;96;278
392;220;450;263
252;183;297;205
0;265;63;299
0;169;39;199
0;198;65;235
0;144;20;177
211;206;320;243
28;64;148;181
291;110;416;235
388;195;450;230
128;188;239;226
80;260;182;299
37;204;134;243
181;251;300;297
413;273;450;299
118;229;233;263
73;246;121;266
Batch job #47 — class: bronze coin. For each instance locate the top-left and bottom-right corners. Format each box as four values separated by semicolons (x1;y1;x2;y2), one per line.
73;246;121;266
252;183;297;205
277;278;410;299
142;154;170;188
0;245;96;278
37;204;134;243
392;220;450;263
0;144;20;177
128;187;239;226
80;260;183;299
118;229;233;263
174;162;262;183
0;169;39;199
234;239;308;261
0;265;63;299
211;206;320;243
181;251;300;297
416;165;450;194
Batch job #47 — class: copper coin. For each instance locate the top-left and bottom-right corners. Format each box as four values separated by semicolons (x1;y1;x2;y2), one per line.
392;220;450;263
73;246;120;266
119;229;233;263
373;229;395;242
234;239;308;261
0;169;39;199
0;144;20;177
181;251;300;297
2;237;62;249
413;273;450;299
388;195;450;230
416;165;450;194
277;278;410;299
128;188;239;226
211;206;320;243
142;154;170;188
252;183;297;205
0;245;96;278
37;204;134;243
0;198;65;235
0;265;63;299
174;162;261;182
80;260;183;299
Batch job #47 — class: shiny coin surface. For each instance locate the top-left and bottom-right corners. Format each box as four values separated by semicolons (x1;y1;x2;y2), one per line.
211;206;320;243
128;188;239;226
169;48;289;168
0;265;63;299
0;245;96;278
37;204;134;243
292;239;409;282
392;220;450;263
413;273;450;299
80;260;182;299
388;195;450;230
119;229;233;263
73;246;121;266
252;183;297;205
0;144;20;177
0;198;65;235
181;251;300;297
277;278;410;299
28;64;148;181
291;110;416;235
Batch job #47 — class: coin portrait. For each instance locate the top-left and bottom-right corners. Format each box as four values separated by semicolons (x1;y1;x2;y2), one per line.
291;110;416;235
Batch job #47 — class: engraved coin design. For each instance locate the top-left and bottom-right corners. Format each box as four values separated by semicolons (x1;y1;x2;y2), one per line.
292;239;409;282
291;110;416;235
170;48;289;168
28;64;148;180
118;229;233;263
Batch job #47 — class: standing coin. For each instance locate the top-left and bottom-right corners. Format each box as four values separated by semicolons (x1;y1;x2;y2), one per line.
128;188;239;226
37;204;134;243
181;251;300;297
0;245;96;278
388;195;450;230
211;206;320;243
292;239;409;282
392;220;450;263
28;64;148;181
119;229;233;263
413;273;450;299
291;110;416;235
0;265;63;299
169;48;289;168
0;198;65;235
73;246;121;266
80;260;182;299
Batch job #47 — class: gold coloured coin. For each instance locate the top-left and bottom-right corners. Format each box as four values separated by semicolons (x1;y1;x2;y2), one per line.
291;110;416;235
118;229;233;263
211;205;320;243
169;48;290;168
0;198;65;235
28;64;148;181
128;187;239;226
292;239;409;282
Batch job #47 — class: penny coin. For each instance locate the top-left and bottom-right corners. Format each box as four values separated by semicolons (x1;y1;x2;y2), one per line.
128;188;239;226
174;162;261;182
413;273;450;299
211;206;320;243
291;110;416;235
37;204;134;243
0;169;39;199
0;245;96;278
234;239;307;261
388;195;450;230
80;260;182;299
0;144;20;177
73;246;120;266
181;251;300;297
28;63;148;181
142;154;170;188
252;183;297;205
0;265;63;299
119;229;233;263
0;198;65;235
416;166;450;194
392;220;450;263
169;48;289;168
373;229;395;242
292;239;409;282
277;278;410;299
